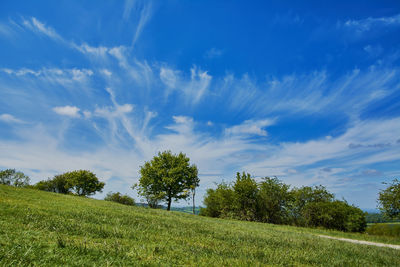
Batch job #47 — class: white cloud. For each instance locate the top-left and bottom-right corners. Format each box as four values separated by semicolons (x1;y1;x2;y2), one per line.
71;69;93;81
23;17;63;41
100;69;112;77
225;119;275;137
160;67;177;88
53;106;81;117
76;43;109;57
0;114;24;124
132;1;152;46
342;13;400;32
1;67;93;84
187;67;212;104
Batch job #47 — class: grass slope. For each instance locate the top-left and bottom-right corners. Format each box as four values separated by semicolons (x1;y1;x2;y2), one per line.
1;185;399;266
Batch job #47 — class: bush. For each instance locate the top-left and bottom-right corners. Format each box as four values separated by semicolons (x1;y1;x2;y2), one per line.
301;201;367;232
104;192;135;206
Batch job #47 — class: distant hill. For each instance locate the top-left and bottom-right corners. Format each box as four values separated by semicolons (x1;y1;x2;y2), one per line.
1;185;399;266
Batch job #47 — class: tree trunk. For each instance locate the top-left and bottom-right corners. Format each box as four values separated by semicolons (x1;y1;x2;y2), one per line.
167;197;172;211
192;189;196;215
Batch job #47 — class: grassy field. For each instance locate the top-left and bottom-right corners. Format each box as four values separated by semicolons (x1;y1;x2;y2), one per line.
1;185;399;266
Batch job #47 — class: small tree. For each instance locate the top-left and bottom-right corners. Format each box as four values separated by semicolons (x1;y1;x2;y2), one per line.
0;169;30;187
378;179;400;219
135;151;199;211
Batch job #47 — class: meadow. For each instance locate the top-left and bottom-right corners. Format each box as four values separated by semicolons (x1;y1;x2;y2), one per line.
1;185;399;266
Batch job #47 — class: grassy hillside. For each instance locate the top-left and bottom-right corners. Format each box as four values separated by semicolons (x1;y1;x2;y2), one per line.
1;185;399;266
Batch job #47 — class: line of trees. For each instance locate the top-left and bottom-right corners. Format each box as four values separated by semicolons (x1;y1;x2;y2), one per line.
199;172;367;232
1;151;400;234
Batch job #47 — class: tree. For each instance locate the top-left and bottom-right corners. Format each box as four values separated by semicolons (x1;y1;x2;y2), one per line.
233;172;258;221
104;192;135;206
200;182;236;218
34;170;104;196
66;170;105;196
0;169;30;187
378;179;400;219
291;185;334;225
256;177;292;224
135;151;199;211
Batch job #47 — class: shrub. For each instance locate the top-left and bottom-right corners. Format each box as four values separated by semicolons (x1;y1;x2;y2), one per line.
104;192;135;206
301;200;366;232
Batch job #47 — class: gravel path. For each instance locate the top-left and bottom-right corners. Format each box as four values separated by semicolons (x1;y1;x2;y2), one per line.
318;235;400;250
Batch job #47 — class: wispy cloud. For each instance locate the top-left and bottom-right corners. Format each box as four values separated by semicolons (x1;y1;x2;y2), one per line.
53;106;81;118
123;0;135;21
159;66;212;104
0;114;25;124
341;13;400;33
132;1;152;47
22;17;63;41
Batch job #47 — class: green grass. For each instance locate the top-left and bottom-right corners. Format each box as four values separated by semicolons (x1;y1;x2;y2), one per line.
1;185;399;266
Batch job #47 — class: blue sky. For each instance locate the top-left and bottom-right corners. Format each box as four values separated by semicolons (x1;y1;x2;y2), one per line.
1;0;400;209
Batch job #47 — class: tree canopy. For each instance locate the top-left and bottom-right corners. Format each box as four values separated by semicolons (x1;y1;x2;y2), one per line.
135;151;199;211
378;178;400;219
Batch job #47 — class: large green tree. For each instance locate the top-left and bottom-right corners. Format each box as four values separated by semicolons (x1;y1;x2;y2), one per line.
378;179;400;219
135;151;199;211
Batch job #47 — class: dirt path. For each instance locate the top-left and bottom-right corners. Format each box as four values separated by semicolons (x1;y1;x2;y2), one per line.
317;235;400;250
